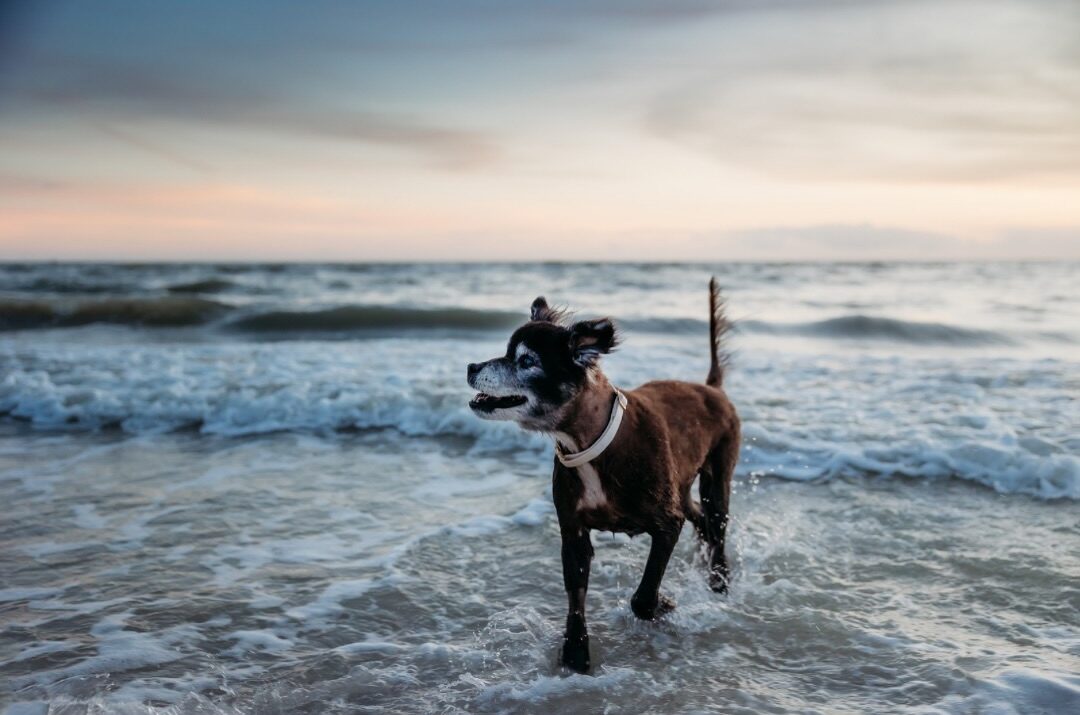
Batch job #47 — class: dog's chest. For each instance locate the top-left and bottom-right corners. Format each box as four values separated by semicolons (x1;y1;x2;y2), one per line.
572;462;607;510
555;433;608;511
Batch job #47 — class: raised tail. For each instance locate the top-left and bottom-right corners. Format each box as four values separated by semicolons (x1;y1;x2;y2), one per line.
706;276;732;387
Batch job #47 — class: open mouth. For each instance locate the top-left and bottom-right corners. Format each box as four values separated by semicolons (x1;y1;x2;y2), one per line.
470;393;527;411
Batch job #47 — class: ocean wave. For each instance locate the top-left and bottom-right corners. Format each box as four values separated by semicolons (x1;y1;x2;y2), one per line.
739;425;1079;501
0;299;523;334
226;305;524;333
222;310;1021;346
741;314;1014;345
8;278;139;295
166;279;236;294
0;355;1074;500
0;298;227;330
0;344;544;453
600;315;1014;346
0;298;1026;345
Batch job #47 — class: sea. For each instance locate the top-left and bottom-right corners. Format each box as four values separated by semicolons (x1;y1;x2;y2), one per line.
0;261;1077;714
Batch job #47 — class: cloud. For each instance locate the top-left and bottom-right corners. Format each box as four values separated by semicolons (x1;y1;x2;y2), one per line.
644;0;1080;182
257;112;499;171
93;123;215;174
3;54;500;171
716;224;959;258
6;0;1076;180
609;224;1080;261
993;226;1080;259
0;172;67;193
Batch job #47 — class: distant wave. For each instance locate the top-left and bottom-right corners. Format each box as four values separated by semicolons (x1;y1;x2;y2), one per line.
741;314;1014;346
224;310;1018;345
0;299;525;333
166;278;236;294
627;314;1013;346
0;299;1020;345
620;317;711;334
0;298;227;330
9;278;138;295
227;306;524;333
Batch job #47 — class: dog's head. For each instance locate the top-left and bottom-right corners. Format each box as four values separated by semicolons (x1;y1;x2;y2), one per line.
467;297;619;430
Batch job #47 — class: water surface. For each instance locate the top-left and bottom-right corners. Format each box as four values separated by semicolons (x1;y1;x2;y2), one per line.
1;262;1078;713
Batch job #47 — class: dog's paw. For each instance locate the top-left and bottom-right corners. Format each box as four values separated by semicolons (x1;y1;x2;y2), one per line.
631;592;675;620
654;593;676;616
561;634;591;673
709;570;729;594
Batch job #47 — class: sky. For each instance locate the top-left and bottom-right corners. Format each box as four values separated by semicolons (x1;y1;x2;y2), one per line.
1;0;1078;261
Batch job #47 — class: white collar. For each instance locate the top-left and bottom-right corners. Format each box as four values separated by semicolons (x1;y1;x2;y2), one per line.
554;389;628;468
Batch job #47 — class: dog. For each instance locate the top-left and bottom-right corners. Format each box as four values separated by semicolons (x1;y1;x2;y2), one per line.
466;278;740;673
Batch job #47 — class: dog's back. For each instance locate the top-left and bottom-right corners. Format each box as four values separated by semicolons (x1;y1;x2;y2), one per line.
629;380;737;473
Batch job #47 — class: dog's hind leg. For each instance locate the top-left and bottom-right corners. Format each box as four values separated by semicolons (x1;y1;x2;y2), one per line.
701;434;738;593
630;519;681;620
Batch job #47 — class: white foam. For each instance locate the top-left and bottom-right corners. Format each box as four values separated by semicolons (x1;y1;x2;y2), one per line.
71;503;107;529
410;469;518;499
285;577;387;622
334;640;407;655
510;497;554;526
446;514;516;537
225;629;293;654
19;540;99;558
10;612;181;689
474;667;652;707
442;497;554;538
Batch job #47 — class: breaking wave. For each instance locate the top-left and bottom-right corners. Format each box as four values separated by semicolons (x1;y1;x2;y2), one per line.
0;343;1075;501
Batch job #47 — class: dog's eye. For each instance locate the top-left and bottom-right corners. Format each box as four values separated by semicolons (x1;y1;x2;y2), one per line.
517;354;538;370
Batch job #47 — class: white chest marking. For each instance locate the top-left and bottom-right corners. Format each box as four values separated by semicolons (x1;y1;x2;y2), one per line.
574;462;607;510
555;432;607;510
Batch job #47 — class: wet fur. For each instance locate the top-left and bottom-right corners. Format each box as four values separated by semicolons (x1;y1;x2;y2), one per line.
467;279;739;673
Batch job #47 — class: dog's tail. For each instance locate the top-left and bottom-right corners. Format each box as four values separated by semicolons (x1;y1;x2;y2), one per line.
706;276;732;387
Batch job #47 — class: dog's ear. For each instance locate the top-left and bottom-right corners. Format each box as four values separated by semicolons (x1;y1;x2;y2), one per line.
569;318;619;367
530;296;563;323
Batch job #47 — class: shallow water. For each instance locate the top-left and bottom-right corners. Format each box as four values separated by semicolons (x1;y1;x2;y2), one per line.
1;262;1078;713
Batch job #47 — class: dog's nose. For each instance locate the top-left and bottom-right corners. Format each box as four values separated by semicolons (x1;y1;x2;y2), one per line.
467;362;481;381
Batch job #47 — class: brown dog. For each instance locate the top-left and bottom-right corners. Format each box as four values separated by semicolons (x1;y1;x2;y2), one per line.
466;278;740;672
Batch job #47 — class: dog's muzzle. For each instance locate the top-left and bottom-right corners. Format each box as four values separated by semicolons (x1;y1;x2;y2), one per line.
467;360;528;413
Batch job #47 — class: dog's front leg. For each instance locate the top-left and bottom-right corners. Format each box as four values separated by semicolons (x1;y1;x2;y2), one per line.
559;526;593;673
630;521;681;620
